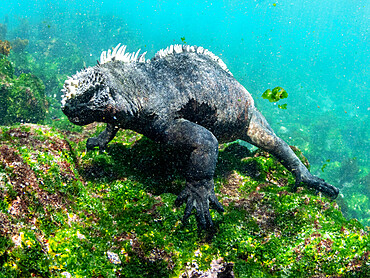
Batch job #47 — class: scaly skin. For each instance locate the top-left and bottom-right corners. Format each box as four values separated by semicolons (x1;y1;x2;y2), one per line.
61;44;339;229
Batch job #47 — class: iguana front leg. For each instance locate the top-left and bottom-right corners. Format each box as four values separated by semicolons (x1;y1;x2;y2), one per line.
162;119;224;229
86;123;119;151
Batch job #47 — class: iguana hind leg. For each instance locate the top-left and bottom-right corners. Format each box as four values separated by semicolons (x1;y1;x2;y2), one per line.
162;119;224;229
242;108;339;198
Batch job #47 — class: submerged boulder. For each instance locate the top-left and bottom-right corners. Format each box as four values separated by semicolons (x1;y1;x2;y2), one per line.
0;56;47;125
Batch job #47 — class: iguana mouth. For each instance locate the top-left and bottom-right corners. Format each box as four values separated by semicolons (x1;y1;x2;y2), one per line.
61;101;89;125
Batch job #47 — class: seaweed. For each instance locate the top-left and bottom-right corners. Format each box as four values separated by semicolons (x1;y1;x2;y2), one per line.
0;125;369;277
0;40;11;56
10;38;29;54
0;56;47;125
262;87;288;102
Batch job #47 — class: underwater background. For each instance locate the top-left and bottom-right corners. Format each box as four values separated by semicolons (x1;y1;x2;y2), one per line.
0;0;368;227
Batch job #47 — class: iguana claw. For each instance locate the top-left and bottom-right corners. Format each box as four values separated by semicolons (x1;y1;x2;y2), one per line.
175;179;224;229
302;174;339;199
293;172;339;199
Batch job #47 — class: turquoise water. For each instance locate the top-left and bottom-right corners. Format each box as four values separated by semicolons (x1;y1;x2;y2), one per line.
1;1;369;223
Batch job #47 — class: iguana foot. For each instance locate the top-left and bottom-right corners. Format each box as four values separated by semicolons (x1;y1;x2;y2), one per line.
175;179;224;229
296;173;339;199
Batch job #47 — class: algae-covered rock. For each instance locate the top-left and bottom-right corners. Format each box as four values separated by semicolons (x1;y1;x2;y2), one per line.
0;124;369;277
0;40;11;56
0;56;47;125
10;38;29;54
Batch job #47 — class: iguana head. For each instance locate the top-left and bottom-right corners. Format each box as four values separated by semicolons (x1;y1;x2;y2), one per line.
61;44;148;126
61;66;114;125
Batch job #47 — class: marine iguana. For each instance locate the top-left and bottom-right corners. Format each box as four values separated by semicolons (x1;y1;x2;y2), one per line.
61;43;339;229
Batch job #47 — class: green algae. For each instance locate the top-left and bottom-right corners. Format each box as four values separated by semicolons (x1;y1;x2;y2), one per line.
0;56;47;125
262;87;288;103
0;124;369;277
